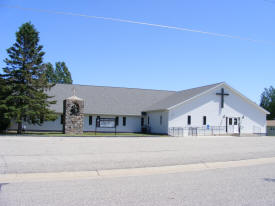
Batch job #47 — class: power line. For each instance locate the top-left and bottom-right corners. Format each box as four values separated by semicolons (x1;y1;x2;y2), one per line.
1;4;274;45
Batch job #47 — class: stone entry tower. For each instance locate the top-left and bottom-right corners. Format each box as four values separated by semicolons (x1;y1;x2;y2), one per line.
63;95;84;134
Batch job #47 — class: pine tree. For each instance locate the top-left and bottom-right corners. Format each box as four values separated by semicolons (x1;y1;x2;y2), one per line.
0;77;12;132
45;61;73;84
2;22;57;134
44;63;57;84
55;62;73;84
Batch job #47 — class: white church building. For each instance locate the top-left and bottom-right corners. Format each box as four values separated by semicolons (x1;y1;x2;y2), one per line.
9;82;269;136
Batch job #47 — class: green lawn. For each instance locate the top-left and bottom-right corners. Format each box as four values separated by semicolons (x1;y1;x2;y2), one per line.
3;131;168;137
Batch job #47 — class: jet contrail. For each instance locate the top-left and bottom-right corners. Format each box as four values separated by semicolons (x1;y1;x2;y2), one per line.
1;4;274;45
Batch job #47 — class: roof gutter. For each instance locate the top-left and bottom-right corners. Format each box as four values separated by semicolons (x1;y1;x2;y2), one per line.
142;109;169;113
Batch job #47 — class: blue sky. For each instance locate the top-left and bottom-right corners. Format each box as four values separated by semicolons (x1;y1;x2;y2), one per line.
0;0;275;103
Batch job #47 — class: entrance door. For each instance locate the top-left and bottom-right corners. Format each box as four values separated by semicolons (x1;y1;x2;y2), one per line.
228;117;240;134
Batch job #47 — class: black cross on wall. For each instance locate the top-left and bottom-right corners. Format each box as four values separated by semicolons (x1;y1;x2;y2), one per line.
216;88;229;108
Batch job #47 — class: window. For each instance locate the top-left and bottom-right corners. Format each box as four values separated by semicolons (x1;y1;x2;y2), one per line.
148;116;150;125
160;115;163;125
229;118;232;125
96;116;100;127
115;117;119;126
203;116;207;125
123;117;126;126
141;117;144;126
89;116;93;125
61;115;64;124
234;118;238;125
188;116;191;125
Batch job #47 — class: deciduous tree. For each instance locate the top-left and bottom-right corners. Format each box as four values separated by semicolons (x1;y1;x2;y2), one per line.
260;86;275;120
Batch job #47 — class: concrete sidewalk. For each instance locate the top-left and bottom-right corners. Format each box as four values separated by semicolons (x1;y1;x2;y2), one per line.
1;156;275;183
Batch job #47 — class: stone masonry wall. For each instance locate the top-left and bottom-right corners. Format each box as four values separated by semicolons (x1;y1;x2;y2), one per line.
63;98;84;134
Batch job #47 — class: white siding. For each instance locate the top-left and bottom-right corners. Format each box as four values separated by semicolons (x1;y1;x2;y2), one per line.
9;114;142;133
9;115;63;131
147;111;169;134
168;84;266;135
84;115;141;133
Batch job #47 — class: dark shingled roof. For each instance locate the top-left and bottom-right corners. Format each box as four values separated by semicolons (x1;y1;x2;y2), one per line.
46;84;176;116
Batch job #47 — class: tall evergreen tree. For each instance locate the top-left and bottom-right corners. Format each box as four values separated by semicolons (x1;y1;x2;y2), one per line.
44;62;57;84
0;77;12;132
260;86;275;120
45;61;73;84
1;22;57;134
55;62;73;84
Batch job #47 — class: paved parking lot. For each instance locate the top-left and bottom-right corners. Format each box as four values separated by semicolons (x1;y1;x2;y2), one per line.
1;135;275;174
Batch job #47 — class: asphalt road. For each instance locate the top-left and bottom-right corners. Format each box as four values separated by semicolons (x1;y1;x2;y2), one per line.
1;136;275;174
1;162;275;206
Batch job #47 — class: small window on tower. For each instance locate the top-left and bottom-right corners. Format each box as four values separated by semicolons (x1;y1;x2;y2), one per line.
160;115;163;125
141;117;144;126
